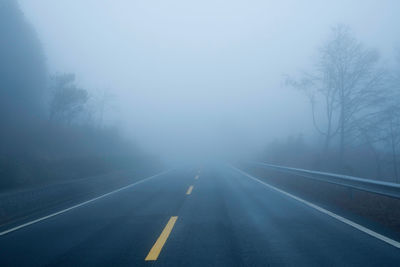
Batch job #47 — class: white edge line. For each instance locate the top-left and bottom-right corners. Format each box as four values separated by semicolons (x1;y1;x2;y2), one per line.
230;165;400;249
0;169;173;237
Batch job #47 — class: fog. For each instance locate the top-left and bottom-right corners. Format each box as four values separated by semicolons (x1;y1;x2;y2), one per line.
16;0;400;164
3;2;400;263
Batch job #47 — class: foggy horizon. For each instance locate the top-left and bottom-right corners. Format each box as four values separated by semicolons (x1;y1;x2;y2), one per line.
17;0;400;163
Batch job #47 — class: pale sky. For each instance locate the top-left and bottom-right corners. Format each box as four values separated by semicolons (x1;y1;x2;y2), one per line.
18;0;400;161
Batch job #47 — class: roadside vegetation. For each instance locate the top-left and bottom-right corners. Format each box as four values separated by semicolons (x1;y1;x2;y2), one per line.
261;25;400;182
0;1;159;191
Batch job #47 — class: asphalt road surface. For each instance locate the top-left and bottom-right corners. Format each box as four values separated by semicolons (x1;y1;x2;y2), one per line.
1;165;400;266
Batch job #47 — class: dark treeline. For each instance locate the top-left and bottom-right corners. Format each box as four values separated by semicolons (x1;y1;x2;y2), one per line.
0;1;159;190
261;25;400;182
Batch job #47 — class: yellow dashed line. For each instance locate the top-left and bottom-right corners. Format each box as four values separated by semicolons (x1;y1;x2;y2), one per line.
145;216;178;261
186;185;194;195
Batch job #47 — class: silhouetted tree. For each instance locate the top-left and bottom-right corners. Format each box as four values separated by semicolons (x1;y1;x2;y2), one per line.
287;25;388;164
378;51;400;182
95;89;115;128
0;0;46;123
49;74;89;124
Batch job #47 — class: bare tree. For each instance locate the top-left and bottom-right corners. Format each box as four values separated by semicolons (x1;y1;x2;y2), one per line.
370;105;400;182
287;25;388;164
95;89;115;128
378;49;400;182
49;74;89;124
286;75;339;152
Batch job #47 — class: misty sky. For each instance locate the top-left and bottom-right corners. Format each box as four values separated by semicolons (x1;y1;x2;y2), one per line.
18;0;400;162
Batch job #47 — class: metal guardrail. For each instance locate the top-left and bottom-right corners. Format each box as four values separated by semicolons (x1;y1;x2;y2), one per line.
247;161;400;199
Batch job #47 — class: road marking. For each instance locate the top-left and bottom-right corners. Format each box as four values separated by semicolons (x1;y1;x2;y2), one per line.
186;185;194;195
231;166;400;249
195;175;199;179
0;170;172;237
145;216;178;261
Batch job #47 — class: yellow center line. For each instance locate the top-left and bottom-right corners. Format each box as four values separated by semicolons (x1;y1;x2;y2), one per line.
186;185;194;195
145;216;178;261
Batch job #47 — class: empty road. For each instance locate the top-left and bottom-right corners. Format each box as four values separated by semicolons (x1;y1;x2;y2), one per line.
0;165;400;266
